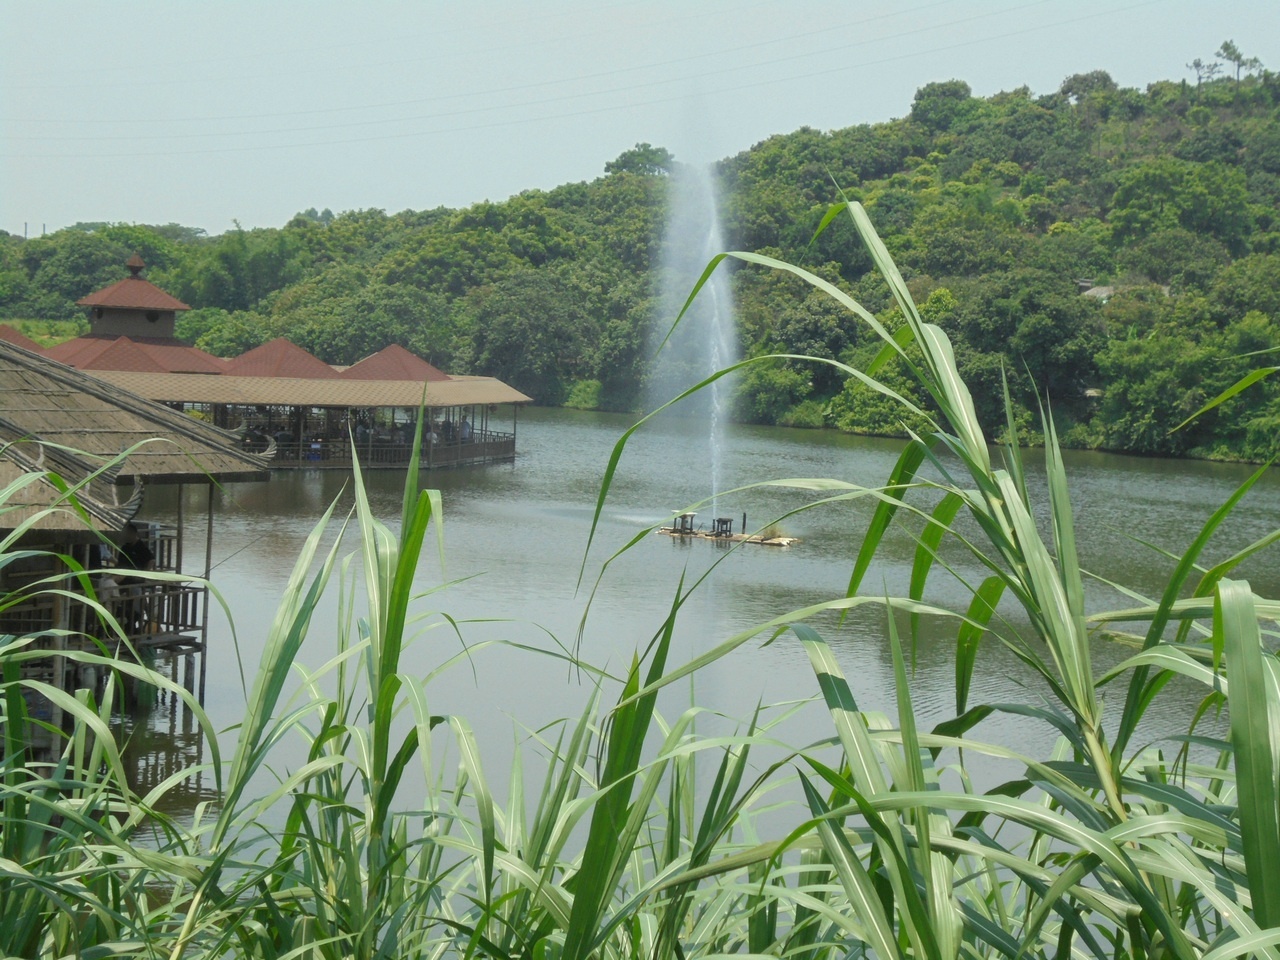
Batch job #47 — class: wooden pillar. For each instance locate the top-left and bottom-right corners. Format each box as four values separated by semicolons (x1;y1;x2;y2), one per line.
175;483;185;575
198;481;214;700
50;584;69;731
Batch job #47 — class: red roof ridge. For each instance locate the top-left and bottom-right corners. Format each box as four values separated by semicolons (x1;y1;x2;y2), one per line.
224;337;342;379
341;343;451;382
77;275;190;312
0;325;43;353
79;337;171;374
42;334;227;374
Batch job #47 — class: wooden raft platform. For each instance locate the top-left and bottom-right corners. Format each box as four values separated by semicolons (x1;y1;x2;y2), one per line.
658;512;798;546
658;527;798;546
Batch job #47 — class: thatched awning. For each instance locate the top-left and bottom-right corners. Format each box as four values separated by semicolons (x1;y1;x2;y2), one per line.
0;340;271;485
85;370;533;408
0;442;141;538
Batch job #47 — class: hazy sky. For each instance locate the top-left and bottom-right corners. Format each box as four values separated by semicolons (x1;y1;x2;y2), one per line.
3;1;1276;236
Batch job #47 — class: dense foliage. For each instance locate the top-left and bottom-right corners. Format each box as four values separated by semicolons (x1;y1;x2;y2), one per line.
4;56;1280;456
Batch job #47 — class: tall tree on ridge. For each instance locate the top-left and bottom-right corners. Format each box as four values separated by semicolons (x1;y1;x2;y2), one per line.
1216;40;1263;85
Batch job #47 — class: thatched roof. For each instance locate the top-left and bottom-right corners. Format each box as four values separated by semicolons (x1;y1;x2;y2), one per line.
84;369;533;408
0;439;141;538
0;340;271;485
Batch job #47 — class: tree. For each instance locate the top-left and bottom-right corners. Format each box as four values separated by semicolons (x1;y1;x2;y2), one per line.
1110;158;1252;255
1116;228;1229;289
456;269;593;405
774;289;859;395
1059;70;1117;102
1209;253;1280;323
17;230;133;316
1216;40;1262;85
1186;58;1222;89
910;80;977;133
1094;330;1219;455
604;143;674;177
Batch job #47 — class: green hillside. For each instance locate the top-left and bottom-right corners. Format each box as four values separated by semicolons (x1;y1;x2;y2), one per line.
4;58;1279;459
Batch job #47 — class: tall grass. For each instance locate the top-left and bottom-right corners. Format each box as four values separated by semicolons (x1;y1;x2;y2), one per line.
1;201;1278;958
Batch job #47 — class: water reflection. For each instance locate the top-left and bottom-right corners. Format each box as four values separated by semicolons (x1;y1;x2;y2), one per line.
127;408;1279;811
115;672;218;817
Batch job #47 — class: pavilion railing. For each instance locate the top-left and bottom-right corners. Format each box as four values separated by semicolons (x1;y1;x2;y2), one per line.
266;430;516;469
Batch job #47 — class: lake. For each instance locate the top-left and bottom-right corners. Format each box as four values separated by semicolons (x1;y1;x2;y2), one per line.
133;406;1280;810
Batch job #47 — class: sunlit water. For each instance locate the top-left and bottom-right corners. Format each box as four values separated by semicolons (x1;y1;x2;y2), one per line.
135;409;1280;815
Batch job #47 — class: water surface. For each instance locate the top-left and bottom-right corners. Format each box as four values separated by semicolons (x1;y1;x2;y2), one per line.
138;408;1280;808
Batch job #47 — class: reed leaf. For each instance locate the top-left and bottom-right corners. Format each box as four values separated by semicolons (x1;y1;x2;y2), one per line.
1218;579;1280;929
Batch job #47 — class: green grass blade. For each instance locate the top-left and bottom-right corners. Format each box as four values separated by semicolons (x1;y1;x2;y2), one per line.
955;576;1005;715
1217;578;1280;929
909;491;964;644
1173;366;1280;432
798;772;903;960
1113;461;1272;759
849;437;933;599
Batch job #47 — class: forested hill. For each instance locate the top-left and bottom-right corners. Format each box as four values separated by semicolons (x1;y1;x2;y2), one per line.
4;62;1279;460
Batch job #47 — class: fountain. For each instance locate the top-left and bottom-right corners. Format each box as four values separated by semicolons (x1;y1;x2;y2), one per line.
650;163;739;520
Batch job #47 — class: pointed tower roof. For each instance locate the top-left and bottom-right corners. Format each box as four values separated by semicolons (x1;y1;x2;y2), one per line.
76;255;191;312
341;343;451;382
223;338;342;379
0;325;43;352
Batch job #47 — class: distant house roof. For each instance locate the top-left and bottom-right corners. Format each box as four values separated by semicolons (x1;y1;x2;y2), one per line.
1080;285;1116;301
0;325;43;352
43;334;227;375
76;275;190;312
341;343;451;382
0;340;271;485
223;338;343;379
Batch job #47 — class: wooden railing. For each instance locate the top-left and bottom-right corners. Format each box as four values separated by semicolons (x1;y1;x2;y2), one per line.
4;581;206;648
268;431;517;469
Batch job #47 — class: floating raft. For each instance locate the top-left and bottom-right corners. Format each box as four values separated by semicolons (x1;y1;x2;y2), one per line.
657;526;798;546
658;512;798;546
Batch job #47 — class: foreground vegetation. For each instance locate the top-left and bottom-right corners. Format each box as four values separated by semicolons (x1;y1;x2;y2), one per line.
4;52;1280;458
2;205;1279;959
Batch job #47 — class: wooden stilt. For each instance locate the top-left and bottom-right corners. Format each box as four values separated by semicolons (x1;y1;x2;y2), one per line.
199;480;214;702
175;482;184;575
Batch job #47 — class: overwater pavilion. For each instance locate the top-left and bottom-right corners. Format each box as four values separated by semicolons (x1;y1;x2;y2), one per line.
0;339;271;714
88;341;531;469
43;258;532;469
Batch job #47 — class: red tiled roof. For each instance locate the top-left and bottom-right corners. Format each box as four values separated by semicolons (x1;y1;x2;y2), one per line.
0;325;43;352
340;344;451;382
223;338;342;379
43;337;117;366
43;335;227;374
83;338;170;373
76;275;190;312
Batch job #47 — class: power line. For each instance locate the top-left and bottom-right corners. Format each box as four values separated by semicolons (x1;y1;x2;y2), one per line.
1;0;766;95
4;0;949;126
1;0;1160;161
4;0;1044;145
